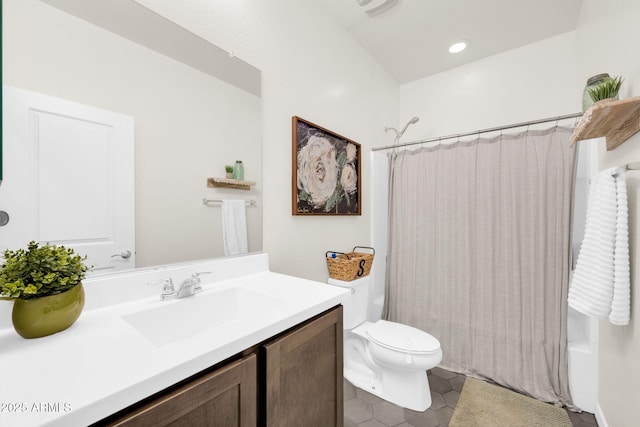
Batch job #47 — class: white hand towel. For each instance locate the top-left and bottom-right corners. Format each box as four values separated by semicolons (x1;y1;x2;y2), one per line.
609;172;630;325
568;167;630;325
221;200;248;256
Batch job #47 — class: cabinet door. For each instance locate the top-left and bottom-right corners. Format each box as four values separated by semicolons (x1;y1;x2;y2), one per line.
108;354;257;427
263;306;343;427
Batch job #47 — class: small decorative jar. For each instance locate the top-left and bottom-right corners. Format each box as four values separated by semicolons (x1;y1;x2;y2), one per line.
582;73;610;112
233;160;244;180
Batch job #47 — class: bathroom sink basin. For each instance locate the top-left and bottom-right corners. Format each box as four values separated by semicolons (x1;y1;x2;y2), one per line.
123;286;285;347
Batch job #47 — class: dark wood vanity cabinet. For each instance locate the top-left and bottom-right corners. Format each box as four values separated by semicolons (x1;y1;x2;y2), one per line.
263;305;343;427
107;354;257;427
102;305;343;427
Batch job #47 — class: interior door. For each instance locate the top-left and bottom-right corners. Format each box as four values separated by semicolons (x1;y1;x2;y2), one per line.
0;86;135;273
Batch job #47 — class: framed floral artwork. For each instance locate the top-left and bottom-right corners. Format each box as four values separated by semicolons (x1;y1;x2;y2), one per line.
292;116;361;215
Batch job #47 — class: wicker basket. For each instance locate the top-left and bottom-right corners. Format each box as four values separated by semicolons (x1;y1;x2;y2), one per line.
326;246;375;281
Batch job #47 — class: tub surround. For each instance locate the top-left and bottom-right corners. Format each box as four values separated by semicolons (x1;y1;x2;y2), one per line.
0;253;350;427
567;307;598;413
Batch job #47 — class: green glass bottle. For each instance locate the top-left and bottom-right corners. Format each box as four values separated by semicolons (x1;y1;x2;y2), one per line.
233;160;244;180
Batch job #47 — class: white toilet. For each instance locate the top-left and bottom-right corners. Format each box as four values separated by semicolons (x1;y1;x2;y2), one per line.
329;276;442;411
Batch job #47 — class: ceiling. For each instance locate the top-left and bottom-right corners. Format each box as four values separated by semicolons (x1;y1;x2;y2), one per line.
41;0;261;96
312;0;584;84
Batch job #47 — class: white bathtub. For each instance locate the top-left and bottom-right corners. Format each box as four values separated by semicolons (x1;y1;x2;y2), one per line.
567;307;598;413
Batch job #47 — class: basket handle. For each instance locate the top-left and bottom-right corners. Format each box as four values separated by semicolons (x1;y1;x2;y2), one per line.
326;251;349;259
352;246;375;255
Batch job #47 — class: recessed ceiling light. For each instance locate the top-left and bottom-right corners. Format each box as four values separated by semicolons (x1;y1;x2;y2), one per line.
449;41;467;54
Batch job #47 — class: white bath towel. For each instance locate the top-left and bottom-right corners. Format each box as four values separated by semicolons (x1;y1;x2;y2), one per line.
568;167;630;325
221;200;248;256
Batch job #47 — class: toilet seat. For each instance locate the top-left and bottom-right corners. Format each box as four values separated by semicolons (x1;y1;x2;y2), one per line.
367;320;440;354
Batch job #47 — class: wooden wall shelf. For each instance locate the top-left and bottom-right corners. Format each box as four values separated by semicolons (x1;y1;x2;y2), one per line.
570;97;640;151
207;177;256;190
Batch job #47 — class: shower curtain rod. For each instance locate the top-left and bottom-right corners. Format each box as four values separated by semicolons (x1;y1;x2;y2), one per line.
371;112;583;152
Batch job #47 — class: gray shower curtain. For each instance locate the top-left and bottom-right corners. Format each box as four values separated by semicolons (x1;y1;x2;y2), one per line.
384;127;576;406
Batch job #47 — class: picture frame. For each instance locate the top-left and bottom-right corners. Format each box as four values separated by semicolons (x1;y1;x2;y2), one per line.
292;116;361;215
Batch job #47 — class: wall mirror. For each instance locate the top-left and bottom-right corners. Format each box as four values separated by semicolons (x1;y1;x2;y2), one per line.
1;0;262;273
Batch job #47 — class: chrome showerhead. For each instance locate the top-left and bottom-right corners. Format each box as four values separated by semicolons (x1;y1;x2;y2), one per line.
400;116;420;134
386;117;420;142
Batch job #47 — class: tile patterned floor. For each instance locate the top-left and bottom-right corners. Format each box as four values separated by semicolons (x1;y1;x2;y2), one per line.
344;367;599;427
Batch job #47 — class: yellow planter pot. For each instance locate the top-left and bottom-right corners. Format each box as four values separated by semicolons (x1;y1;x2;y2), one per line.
12;283;85;339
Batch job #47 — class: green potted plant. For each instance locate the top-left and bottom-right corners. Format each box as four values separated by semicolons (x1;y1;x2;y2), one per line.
0;241;90;338
225;165;234;179
588;75;624;105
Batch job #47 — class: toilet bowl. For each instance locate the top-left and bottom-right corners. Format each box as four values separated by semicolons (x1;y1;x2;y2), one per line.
328;277;442;411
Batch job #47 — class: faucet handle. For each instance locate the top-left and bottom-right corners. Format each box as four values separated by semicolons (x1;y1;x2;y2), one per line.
191;272;212;292
191;272;212;279
149;278;176;300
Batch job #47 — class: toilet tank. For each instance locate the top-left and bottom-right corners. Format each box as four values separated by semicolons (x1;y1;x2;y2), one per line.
328;276;370;329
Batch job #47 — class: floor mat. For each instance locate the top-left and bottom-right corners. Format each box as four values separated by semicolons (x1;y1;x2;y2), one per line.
449;378;572;427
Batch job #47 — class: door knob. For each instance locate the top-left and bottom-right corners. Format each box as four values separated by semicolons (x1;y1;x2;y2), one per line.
111;250;132;259
0;211;9;227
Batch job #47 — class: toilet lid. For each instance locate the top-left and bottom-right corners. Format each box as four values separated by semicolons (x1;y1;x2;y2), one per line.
367;320;440;354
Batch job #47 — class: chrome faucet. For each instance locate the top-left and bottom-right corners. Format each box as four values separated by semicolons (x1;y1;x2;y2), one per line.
175;272;211;298
150;272;212;300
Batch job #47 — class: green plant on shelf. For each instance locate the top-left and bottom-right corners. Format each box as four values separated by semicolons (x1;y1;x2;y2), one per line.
588;75;624;103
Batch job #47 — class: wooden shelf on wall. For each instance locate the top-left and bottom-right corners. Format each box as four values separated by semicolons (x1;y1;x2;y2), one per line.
207;177;256;190
570;96;640;150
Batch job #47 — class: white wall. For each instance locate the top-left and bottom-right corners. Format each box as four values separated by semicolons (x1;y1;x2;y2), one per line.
3;0;262;267
576;1;640;426
399;31;578;141
134;0;399;282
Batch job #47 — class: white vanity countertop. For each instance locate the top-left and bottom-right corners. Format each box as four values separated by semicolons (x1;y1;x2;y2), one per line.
0;253;350;427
